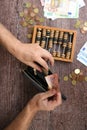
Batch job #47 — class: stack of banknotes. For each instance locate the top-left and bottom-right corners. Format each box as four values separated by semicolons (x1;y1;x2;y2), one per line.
40;0;85;20
77;42;87;66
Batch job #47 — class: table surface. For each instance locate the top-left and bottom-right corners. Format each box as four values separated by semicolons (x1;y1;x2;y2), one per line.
0;0;87;130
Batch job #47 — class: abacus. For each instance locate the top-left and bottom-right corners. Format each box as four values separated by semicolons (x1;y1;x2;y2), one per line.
32;25;77;62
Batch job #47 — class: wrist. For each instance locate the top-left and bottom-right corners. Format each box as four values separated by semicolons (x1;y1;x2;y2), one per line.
27;101;39;115
10;40;23;59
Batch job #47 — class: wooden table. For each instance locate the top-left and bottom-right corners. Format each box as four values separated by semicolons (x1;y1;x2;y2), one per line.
0;0;87;130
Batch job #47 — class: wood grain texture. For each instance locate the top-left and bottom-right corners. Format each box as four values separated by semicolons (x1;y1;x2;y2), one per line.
0;0;87;130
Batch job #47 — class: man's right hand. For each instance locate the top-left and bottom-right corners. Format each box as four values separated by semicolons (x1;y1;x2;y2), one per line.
28;89;62;112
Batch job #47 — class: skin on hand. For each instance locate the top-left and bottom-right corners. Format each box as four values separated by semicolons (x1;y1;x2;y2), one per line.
28;89;62;112
15;43;54;71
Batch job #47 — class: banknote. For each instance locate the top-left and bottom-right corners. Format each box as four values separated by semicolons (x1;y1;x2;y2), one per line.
40;0;45;6
77;41;87;66
80;42;87;54
42;0;85;19
45;73;59;91
77;56;87;66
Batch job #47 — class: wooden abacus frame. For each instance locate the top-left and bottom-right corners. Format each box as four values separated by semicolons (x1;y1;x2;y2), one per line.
32;25;77;62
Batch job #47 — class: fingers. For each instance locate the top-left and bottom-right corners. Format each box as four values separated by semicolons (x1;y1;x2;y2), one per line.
36;57;49;70
27;62;42;72
45;92;62;111
56;92;62;105
35;52;54;71
41;89;57;100
41;49;54;66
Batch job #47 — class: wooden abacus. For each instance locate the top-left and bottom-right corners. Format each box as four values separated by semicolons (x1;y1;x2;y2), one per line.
32;25;77;62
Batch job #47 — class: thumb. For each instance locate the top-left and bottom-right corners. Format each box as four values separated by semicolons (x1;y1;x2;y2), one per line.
41;89;56;100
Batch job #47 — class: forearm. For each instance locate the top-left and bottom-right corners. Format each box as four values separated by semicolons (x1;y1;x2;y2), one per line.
0;23;21;57
4;104;37;130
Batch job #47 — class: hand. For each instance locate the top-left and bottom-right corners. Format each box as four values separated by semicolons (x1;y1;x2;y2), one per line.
16;43;54;71
28;89;62;112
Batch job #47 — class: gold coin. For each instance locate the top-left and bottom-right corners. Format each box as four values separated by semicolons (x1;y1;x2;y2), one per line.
21;21;28;27
74;20;81;28
29;20;34;25
83;26;87;31
27;34;32;39
30;12;36;17
25;16;30;22
39;18;44;22
74;69;80;75
69;73;72;78
80;28;86;34
72;80;76;86
84;22;87;27
71;72;77;80
32;5;36;8
23;2;31;8
34;8;39;13
85;76;87;81
63;76;68;81
19;12;24;17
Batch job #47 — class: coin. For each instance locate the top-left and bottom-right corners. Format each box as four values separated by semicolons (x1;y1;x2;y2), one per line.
72;80;76;86
34;8;39;13
69;73;72;78
35;16;40;21
83;26;87;31
74;20;81;28
29;20;34;25
71;72;77;80
23;2;31;8
74;69;80;75
20;21;28;27
19;12;24;17
32;5;36;8
77;71;85;81
80;28;86;34
27;33;32;39
63;76;68;81
25;16;30;22
39;18;44;22
30;12;36;17
85;76;87;81
84;22;87;26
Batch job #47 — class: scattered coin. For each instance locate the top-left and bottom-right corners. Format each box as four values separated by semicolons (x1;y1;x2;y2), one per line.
84;22;87;26
63;76;69;81
19;12;24;17
23;2;31;8
72;80;76;86
30;12;35;17
74;68;80;74
27;33;32;39
39;18;44;22
74;20;81;28
69;73;72;78
25;17;30;22
85;76;87;81
29;19;34;25
71;72;77;80
20;21;28;27
34;8;39;14
35;16;40;21
19;2;44;29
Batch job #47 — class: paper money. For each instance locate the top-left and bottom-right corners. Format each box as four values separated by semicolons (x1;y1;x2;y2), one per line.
45;73;59;91
40;0;85;20
77;42;87;66
40;0;45;6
